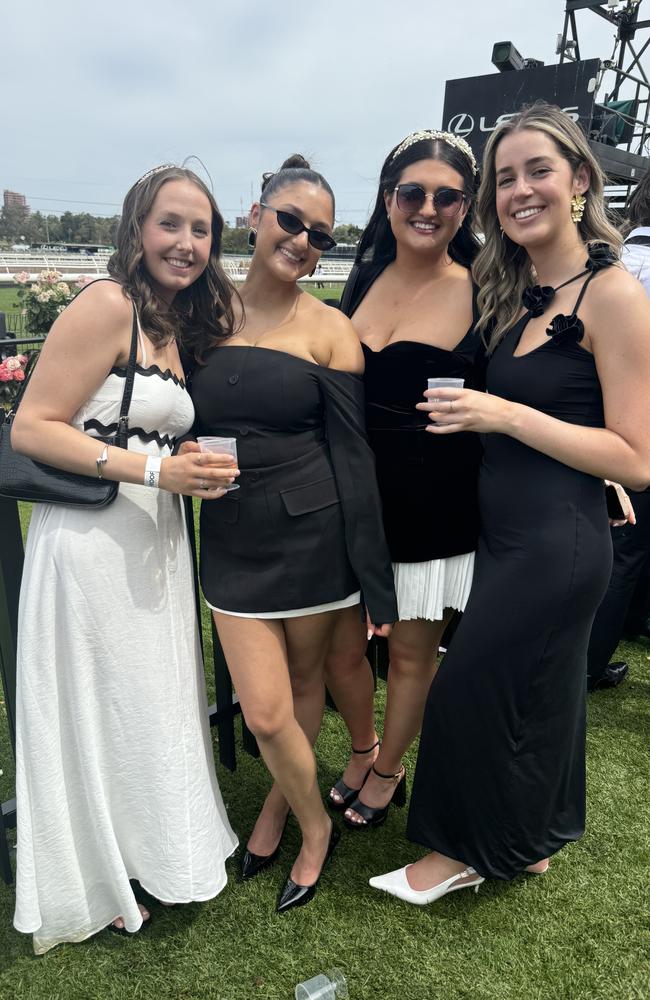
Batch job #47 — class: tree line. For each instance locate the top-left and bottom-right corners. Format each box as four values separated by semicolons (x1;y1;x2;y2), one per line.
0;204;362;254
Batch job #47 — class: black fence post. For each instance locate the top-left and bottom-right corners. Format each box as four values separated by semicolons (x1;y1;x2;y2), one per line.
211;620;237;771
0;497;22;755
0;498;22;884
0;806;12;884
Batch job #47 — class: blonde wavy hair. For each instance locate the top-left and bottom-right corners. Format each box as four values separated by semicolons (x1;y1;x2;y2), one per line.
473;102;622;350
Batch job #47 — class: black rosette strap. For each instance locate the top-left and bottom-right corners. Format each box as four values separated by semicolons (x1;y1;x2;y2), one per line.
585;242;618;272
522;284;555;317
546;312;585;345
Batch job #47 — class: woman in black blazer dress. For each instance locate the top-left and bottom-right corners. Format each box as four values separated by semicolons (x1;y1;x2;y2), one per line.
186;155;397;913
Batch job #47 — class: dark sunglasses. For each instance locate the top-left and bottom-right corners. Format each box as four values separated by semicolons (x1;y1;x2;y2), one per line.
393;184;467;218
260;202;337;252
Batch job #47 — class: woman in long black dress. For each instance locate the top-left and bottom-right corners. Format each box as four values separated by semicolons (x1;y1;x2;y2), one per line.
186;156;397;913
370;103;650;903
323;131;484;829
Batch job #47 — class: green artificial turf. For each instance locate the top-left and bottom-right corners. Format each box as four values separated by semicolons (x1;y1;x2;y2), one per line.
1;518;648;999
1;634;648;997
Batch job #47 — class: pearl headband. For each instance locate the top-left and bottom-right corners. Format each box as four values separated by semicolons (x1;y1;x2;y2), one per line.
136;163;178;186
390;130;478;175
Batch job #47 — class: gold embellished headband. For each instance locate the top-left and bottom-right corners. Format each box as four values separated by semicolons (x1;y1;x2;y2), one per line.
136;163;178;186
390;130;478;175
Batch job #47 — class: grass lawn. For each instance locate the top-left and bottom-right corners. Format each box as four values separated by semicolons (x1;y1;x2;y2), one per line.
1;532;648;997
0;288;21;318
305;285;343;303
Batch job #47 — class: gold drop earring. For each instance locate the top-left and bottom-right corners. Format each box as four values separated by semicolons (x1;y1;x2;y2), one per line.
570;193;586;224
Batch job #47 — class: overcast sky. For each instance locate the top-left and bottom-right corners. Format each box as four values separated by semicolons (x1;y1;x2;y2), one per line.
3;1;627;225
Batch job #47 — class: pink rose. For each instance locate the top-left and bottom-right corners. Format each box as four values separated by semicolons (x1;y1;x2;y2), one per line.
12;369;25;382
5;357;21;372
17;355;28;364
13;271;30;285
0;367;11;383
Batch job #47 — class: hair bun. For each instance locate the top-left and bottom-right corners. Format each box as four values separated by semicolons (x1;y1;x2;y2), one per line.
260;155;312;193
280;153;311;171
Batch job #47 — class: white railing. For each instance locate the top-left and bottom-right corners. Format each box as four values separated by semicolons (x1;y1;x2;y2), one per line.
0;252;353;285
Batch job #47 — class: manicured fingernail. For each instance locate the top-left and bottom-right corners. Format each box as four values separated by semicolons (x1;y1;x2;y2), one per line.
367;629;373;640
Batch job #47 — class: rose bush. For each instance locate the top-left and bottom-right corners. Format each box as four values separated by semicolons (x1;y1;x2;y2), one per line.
0;354;29;408
13;270;77;334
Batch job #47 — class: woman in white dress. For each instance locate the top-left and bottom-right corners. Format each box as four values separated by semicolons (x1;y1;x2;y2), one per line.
11;165;240;954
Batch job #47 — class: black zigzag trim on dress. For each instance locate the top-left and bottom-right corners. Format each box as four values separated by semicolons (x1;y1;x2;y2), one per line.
83;419;176;451
110;363;186;389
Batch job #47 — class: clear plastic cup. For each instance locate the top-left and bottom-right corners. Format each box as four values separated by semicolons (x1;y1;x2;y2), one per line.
197;436;239;491
427;377;465;400
295;968;348;1000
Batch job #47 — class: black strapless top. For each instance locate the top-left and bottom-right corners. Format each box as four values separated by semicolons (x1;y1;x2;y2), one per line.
341;262;485;562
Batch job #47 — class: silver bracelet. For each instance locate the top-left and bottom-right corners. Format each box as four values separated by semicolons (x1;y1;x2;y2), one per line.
144;456;162;488
96;445;109;479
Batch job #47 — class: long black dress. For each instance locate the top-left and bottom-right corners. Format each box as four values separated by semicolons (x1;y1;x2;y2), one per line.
406;266;614;879
190;345;397;626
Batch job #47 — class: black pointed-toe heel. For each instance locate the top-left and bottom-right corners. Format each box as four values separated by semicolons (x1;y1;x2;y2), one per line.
327;739;380;812
241;815;289;881
276;822;340;914
343;764;407;831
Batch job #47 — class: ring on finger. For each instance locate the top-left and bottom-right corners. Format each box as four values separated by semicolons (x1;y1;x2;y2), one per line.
449;400;455;413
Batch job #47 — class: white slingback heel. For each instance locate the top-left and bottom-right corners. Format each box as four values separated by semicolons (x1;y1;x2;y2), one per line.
369;864;484;905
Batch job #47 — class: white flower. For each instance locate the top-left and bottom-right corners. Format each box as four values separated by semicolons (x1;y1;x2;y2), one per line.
39;269;63;284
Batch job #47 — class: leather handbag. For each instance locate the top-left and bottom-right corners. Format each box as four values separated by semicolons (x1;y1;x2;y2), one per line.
0;302;139;508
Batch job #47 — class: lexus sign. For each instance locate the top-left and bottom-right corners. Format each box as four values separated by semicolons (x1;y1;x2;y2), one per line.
442;59;600;164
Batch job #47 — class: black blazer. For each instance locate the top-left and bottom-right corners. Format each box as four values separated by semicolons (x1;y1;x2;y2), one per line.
191;344;398;625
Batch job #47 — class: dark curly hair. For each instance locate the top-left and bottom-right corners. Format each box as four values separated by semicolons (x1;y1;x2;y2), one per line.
107;165;239;359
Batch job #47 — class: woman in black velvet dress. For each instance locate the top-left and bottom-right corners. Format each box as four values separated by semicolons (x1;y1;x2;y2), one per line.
370;103;650;904
324;131;485;831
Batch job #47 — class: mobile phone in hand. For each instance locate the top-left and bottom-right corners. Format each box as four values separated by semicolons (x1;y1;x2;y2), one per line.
606;483;627;520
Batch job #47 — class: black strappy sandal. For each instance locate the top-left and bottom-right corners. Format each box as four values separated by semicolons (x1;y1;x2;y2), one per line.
343;764;407;830
327;739;380;812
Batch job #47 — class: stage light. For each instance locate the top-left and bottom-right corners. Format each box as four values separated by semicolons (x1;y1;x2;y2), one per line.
491;41;526;72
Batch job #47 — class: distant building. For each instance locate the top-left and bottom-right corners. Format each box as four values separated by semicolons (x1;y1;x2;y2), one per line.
3;190;29;214
235;216;249;229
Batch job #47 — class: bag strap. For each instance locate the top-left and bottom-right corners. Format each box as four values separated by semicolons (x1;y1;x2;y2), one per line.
115;303;139;440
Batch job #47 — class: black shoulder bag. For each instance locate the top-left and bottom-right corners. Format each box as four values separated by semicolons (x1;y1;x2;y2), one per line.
0;301;139;508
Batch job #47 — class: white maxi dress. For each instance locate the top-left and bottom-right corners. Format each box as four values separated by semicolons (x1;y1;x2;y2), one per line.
13;326;238;954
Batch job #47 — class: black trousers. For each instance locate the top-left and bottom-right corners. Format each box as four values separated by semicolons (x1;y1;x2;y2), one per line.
587;489;650;681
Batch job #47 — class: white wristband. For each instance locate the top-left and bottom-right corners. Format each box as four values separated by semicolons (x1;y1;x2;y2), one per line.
144;456;162;488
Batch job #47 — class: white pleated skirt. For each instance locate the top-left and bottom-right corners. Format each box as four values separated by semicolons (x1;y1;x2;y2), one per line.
393;551;475;622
